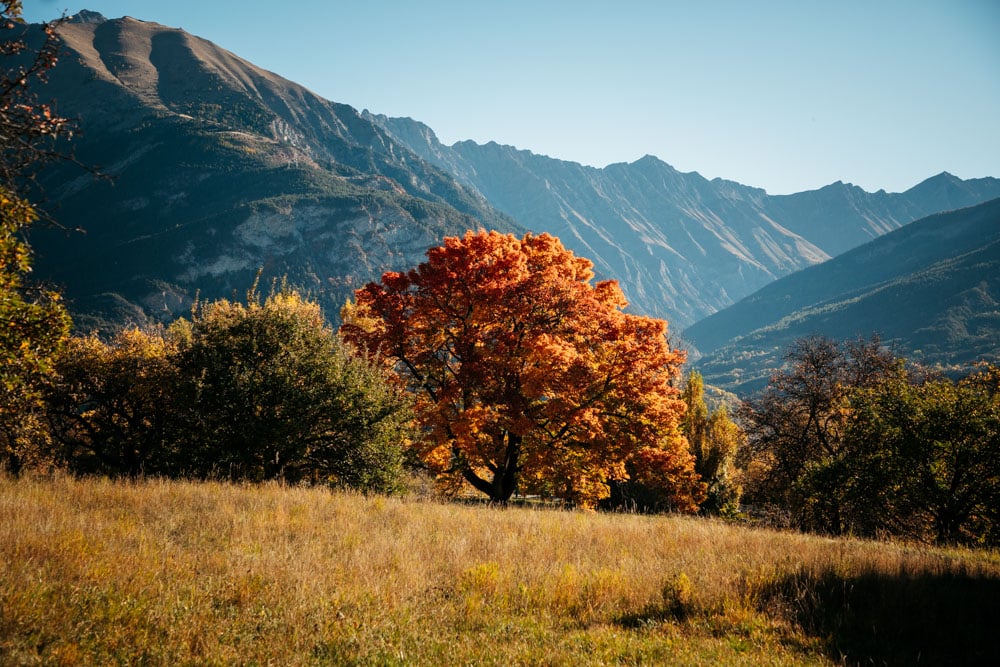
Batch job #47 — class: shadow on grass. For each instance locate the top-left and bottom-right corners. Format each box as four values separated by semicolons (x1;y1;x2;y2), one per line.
615;573;695;628
757;567;1000;665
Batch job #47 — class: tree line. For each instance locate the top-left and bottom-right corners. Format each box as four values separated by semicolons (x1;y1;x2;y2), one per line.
35;288;412;491
739;335;1000;546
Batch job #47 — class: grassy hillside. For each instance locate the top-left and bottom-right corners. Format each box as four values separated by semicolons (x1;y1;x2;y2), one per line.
2;476;998;665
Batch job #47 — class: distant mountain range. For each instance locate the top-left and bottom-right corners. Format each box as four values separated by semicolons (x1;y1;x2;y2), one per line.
25;11;1000;373
365;113;1000;328
685;198;1000;393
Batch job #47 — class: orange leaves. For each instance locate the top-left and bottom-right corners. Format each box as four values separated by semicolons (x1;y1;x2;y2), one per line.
628;445;707;513
341;229;698;507
1;6;76;191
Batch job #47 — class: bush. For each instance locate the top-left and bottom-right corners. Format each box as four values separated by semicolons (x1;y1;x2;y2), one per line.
45;289;413;492
45;329;178;477
740;334;1000;545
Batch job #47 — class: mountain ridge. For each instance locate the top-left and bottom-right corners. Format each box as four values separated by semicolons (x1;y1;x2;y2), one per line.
365;112;1000;328
23;13;1000;341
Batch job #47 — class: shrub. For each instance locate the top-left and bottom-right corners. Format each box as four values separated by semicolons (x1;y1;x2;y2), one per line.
45;289;413;492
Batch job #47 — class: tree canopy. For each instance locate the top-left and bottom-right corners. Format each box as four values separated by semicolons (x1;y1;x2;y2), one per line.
738;335;900;532
843;365;1000;545
170;289;411;489
342;230;702;508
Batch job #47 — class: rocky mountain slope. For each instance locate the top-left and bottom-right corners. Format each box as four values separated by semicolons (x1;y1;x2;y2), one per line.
685;198;1000;393
367;113;1000;328
30;12;520;330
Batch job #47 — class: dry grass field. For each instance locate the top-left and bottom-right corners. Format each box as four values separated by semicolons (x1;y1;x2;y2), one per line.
2;474;998;665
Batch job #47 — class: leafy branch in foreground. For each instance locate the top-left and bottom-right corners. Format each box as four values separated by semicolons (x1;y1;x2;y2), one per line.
0;2;74;473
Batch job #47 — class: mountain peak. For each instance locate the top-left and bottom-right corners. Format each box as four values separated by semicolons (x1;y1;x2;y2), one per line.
632;154;669;167
905;171;967;198
628;154;684;176
927;171;960;184
66;9;107;24
814;179;865;194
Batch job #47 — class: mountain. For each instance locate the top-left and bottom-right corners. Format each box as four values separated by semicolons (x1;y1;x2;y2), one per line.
366;113;1000;329
684;198;1000;394
25;13;1000;337
29;13;520;330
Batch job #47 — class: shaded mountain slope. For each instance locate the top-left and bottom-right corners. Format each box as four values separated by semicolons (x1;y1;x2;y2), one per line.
30;14;520;330
684;198;1000;394
25;12;1000;339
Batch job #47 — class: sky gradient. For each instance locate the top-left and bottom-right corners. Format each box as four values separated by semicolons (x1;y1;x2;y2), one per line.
25;1;1000;194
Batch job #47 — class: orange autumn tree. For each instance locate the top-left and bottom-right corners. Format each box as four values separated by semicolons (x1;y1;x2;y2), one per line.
341;230;704;509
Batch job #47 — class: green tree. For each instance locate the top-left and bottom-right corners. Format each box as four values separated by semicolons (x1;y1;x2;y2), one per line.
171;289;412;491
43;289;413;491
0;3;73;473
844;366;1000;545
738;335;900;533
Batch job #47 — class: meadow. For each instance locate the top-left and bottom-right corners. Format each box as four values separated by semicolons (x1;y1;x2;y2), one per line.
2;474;998;665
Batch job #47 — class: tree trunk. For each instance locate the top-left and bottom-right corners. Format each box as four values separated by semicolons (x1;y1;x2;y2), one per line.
461;431;521;503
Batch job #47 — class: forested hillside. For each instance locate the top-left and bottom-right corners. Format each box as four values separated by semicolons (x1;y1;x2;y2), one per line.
687;198;1000;393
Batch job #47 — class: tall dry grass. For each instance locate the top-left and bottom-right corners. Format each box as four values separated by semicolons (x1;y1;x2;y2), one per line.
1;473;997;665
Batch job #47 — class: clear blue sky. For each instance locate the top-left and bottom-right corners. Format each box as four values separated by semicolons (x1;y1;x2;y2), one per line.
25;1;1000;194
